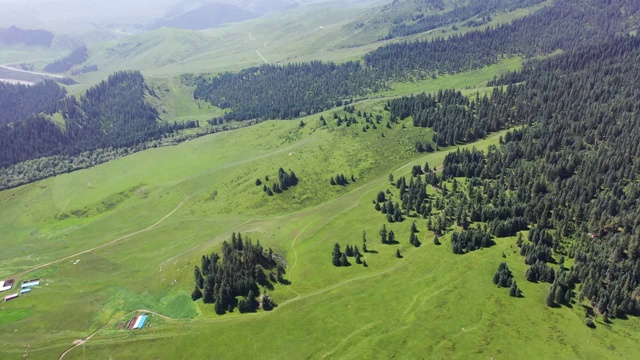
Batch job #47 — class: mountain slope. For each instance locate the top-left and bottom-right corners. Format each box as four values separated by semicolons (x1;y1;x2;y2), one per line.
146;2;258;30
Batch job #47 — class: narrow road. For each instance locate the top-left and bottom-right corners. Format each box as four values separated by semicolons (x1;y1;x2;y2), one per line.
0;64;64;79
12;196;189;279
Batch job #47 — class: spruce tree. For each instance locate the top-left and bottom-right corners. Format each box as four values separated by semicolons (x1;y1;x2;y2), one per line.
340;253;350;267
191;286;203;301
332;243;342;266
380;224;388;244
509;281;519;297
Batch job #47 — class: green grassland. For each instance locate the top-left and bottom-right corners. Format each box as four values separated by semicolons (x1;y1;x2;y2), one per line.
2;59;640;359
61;0;547;87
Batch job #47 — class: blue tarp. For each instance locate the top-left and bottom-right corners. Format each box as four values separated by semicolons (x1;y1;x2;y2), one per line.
21;280;40;288
135;315;147;329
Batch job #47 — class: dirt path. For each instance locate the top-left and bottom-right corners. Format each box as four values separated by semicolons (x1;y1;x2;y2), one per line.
12;196;189;279
58;309;177;360
0;64;64;79
285;220;318;297
256;49;269;64
58;328;101;360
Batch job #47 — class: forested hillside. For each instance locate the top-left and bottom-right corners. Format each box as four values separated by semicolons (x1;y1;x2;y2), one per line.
194;0;639;122
404;36;640;317
193;61;385;121
0;71;195;169
43;46;89;73
0;80;66;125
382;0;547;39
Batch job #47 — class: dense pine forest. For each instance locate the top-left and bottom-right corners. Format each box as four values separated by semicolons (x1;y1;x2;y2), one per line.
387;36;640;318
0;80;66;125
194;0;639;122
0;71;196;169
382;0;546;39
193;61;385;121
44;45;89;73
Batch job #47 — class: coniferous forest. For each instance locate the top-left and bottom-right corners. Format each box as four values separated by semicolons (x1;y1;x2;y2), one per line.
0;71;197;169
193;0;639;122
379;36;640;318
43;45;89;73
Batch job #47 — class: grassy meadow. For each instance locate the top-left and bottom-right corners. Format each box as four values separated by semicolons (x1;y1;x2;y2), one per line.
2;51;640;360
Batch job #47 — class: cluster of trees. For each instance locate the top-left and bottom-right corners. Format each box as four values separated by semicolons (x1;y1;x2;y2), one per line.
261;168;299;196
492;262;513;288
0;80;66;125
383;0;545;39
44;46;88;73
192;233;282;314
331;243;364;267
379;224;398;245
546;268;575;307
492;262;524;298
330;174;354;186
373;173;438;223
451;228;493;254
437;36;640;317
386;88;520;148
408;223;421;247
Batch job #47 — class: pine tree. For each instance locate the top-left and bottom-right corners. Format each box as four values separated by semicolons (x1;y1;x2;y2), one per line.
362;230;368;252
433;236;441;245
509;281;519;297
191;286;203;301
396;248;402;258
546;288;556;307
340;253;350;266
332;243;342;266
388;230;396;244
194;266;204;289
380;224;388;244
215;298;225;314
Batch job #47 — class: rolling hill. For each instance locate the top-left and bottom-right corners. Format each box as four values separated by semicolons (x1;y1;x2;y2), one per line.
2;1;640;359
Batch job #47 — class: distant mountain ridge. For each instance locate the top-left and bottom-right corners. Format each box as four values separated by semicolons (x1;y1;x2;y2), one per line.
147;2;258;30
0;25;54;47
147;0;308;30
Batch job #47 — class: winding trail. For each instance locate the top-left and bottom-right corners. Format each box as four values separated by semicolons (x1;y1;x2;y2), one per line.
12;196;189;279
58;328;101;360
286;220;318;297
